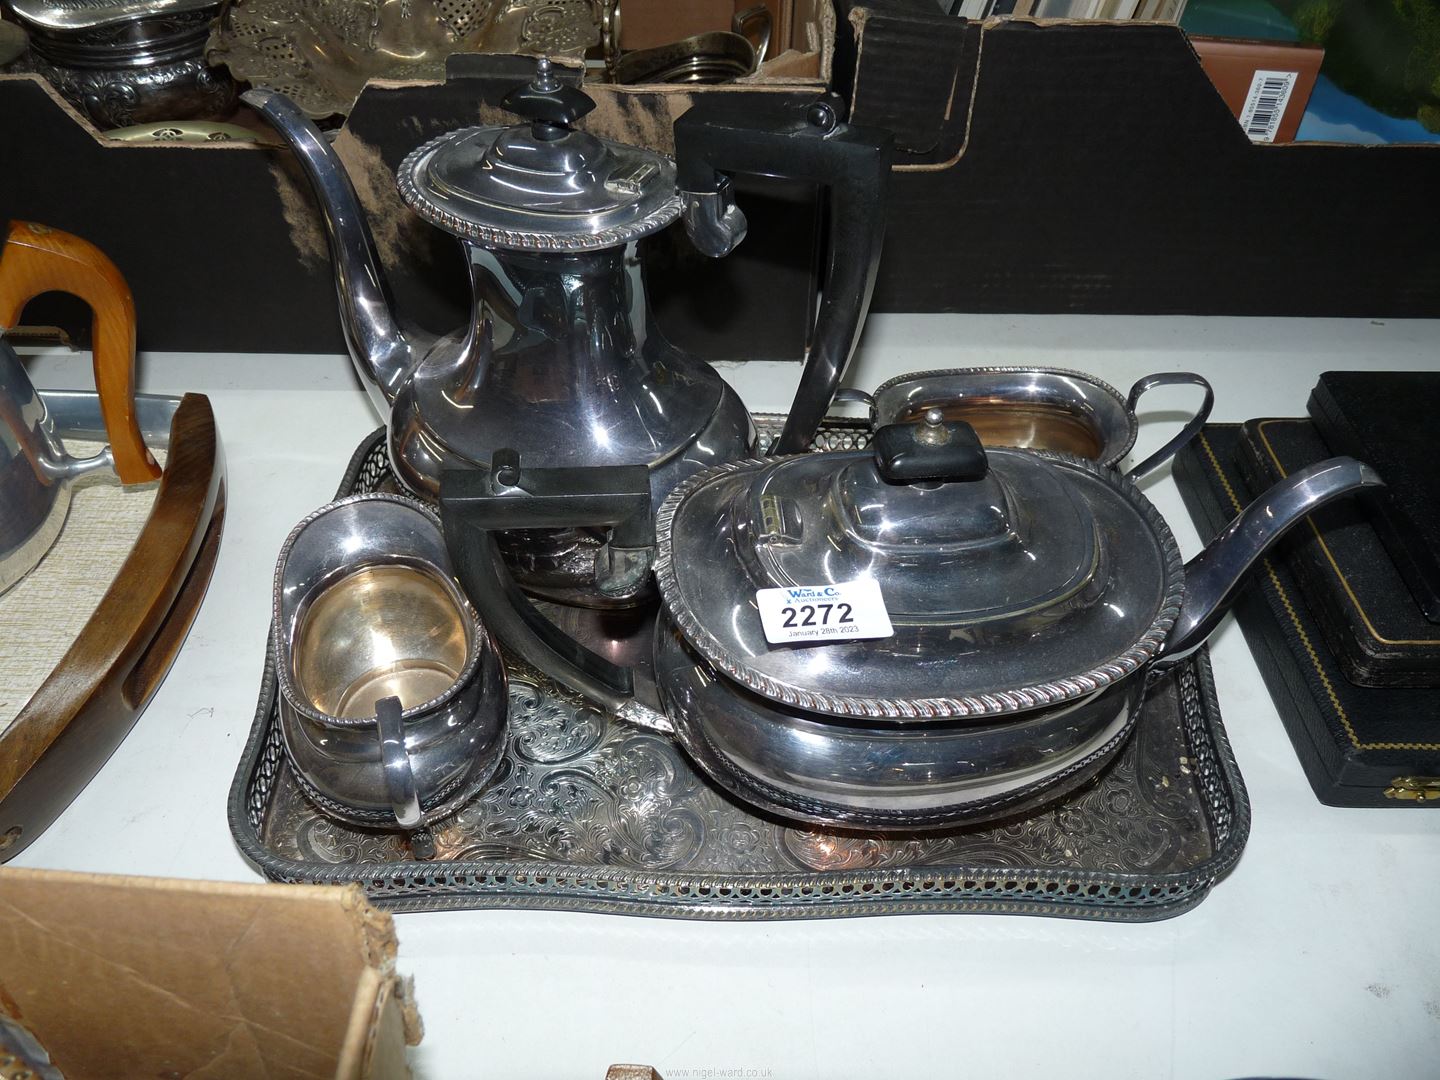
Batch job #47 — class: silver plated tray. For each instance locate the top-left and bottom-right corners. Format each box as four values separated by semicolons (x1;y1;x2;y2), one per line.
228;421;1251;920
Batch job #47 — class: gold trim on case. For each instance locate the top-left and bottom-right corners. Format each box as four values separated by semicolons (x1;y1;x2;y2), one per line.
1256;419;1437;648
1198;432;1440;753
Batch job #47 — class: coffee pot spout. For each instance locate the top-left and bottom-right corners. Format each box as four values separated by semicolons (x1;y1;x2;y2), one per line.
1164;456;1385;661
243;89;417;416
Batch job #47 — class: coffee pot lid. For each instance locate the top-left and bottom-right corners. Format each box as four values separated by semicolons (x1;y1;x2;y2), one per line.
653;414;1187;721
398;60;682;253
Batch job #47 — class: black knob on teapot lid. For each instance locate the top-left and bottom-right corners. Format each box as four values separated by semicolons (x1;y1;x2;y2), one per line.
874;411;989;483
503;58;596;139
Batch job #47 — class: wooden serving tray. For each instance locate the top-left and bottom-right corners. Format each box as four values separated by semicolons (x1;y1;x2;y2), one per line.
0;391;225;860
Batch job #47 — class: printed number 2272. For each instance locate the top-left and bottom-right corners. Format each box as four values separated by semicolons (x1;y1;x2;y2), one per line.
779;603;854;628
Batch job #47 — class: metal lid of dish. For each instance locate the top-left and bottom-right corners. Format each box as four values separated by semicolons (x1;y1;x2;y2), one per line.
10;0;217;32
397;59;682;252
653;416;1186;721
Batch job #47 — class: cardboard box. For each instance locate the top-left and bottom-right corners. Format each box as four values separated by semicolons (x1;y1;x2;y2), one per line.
8;3;1436;357
0;869;421;1079
837;5;1440;317
0;0;832;357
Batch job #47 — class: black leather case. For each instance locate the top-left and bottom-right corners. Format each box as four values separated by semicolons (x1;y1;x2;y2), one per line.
1236;418;1440;688
1175;425;1440;808
1308;371;1440;623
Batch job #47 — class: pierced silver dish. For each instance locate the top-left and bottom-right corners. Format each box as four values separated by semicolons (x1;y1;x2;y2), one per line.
207;0;607;119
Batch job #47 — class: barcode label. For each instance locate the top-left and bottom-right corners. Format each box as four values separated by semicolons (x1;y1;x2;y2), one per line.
1238;70;1299;144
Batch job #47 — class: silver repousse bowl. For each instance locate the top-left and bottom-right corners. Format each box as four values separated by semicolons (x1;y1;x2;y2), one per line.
207;0;603;118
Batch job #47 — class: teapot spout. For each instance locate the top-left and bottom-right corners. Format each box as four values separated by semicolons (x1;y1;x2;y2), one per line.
1164;456;1384;661
244;89;415;415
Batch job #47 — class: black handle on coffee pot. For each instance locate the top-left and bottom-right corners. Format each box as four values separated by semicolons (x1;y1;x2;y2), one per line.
674;93;893;456
440;457;671;730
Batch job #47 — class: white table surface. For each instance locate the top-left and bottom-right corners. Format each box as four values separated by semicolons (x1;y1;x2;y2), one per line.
14;313;1440;1079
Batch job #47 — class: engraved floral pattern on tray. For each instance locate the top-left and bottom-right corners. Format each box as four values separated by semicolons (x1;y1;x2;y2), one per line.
261;665;1213;878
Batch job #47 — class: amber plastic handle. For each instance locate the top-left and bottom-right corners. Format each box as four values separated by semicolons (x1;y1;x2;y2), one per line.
0;221;160;484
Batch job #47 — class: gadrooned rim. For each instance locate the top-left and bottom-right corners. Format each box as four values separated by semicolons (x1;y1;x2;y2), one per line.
271;492;490;729
652;449;1187;721
670;684;1141;830
867;365;1139;468
397;128;685;253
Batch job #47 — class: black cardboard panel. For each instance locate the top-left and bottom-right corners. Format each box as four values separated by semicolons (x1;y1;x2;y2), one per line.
847;15;1440;317
1;77;345;353
8;13;1440;353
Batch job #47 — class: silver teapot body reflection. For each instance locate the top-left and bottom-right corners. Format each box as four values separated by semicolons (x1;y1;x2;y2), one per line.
274;495;507;846
387;244;754;604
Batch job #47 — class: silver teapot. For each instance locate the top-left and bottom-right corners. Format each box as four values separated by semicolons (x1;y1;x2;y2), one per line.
246;61;892;605
1;221;161;596
442;413;1383;830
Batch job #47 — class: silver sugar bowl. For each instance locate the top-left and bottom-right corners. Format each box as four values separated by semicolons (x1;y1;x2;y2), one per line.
273;494;506;857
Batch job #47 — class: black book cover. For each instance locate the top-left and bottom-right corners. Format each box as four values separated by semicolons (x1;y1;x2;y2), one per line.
1309;372;1440;623
1236;418;1440;688
1174;425;1440;808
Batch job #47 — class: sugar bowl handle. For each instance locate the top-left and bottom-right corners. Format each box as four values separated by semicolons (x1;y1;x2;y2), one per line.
375;695;423;831
0;222;160;484
1123;372;1214;481
674;93;893;456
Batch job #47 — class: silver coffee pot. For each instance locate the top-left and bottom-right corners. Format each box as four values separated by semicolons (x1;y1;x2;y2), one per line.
245;61;892;605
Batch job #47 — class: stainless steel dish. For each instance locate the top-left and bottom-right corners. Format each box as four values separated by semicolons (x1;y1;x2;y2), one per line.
273;494;506;855
442;413;1382;829
12;0;235;128
610;5;770;85
246;61;891;605
611;30;755;84
852;366;1213;477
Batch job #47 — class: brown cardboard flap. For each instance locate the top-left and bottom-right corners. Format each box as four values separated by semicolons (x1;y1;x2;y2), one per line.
0;869;418;1080
618;0;746;50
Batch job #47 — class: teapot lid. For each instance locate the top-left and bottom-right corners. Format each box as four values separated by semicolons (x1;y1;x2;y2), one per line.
398;60;682;253
653;414;1187;721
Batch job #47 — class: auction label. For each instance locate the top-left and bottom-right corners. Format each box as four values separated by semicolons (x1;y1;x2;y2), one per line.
756;579;893;645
